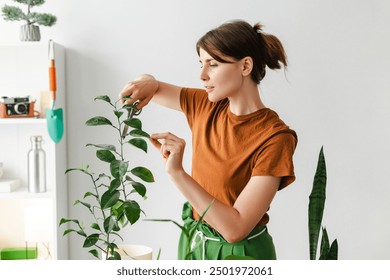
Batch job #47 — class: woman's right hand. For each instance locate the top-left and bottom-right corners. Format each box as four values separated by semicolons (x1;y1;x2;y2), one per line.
119;74;159;109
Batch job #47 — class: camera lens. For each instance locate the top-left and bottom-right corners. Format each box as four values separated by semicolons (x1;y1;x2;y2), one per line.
14;103;28;114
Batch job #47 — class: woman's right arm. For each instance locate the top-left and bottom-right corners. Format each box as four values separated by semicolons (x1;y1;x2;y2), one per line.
119;74;182;111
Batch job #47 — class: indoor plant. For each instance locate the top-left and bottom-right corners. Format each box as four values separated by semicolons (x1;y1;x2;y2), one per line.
60;96;155;260
1;0;56;41
308;146;338;259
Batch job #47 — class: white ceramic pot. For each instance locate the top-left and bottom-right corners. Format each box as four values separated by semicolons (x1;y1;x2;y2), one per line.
102;244;153;260
20;24;41;41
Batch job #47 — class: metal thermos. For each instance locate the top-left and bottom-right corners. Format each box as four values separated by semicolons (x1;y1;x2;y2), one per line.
28;135;46;193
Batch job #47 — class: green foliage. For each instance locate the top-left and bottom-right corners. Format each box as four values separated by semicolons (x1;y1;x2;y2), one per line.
60;95;154;260
1;0;56;26
308;146;338;260
145;199;215;260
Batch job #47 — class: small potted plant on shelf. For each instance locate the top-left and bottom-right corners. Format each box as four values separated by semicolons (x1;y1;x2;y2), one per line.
1;0;57;41
60;96;155;260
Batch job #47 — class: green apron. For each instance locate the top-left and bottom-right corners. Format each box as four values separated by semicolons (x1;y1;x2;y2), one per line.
178;202;277;260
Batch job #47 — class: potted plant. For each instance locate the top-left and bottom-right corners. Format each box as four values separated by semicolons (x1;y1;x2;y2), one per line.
1;0;57;41
60;96;155;260
308;146;338;259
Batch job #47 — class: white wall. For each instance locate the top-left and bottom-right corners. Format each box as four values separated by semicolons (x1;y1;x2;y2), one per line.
1;0;389;260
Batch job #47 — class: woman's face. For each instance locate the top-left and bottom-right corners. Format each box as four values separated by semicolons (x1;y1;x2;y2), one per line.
199;48;244;102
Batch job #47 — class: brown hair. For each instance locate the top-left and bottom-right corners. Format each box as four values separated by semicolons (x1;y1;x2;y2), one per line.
196;20;287;84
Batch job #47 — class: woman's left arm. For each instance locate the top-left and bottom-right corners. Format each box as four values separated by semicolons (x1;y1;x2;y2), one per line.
150;132;280;244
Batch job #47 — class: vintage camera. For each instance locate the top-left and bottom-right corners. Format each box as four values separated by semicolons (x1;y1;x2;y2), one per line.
0;96;35;118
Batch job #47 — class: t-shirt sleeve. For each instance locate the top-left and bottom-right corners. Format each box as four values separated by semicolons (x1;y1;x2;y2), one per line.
180;87;211;129
251;131;298;190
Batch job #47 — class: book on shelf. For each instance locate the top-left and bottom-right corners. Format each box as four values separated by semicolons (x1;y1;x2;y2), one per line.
0;179;20;192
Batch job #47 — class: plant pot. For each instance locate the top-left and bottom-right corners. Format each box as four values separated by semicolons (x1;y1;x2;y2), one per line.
102;244;153;260
20;24;41;41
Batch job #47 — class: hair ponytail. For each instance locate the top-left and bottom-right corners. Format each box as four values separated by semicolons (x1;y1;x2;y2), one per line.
197;20;287;84
253;23;287;72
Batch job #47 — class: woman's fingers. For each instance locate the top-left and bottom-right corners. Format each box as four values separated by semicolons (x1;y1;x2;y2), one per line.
150;132;186;159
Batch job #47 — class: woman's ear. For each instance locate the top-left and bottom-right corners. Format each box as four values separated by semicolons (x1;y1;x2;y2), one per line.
241;56;253;77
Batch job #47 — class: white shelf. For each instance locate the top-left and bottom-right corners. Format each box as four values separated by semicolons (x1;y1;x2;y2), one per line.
0;42;68;260
0;187;52;200
0;118;46;124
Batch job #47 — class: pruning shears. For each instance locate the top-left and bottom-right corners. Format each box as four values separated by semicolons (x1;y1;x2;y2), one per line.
121;101;141;139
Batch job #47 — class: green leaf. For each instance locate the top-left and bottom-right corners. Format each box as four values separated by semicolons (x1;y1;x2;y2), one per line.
1;6;25;22
224;255;255;260
91;223;101;231
123;200;141;225
129;129;150;138
308;146;327;260
123;118;142;130
83;191;96;199
104;216;116;234
326;239;338;260
144;219;187;235
94;95;111;103
130;181;146;197
114;110;124;118
96;149;116;163
83;233;100;248
74;199;91;210
89;249;100;259
110;160;129;179
131;167;154;182
86;144;116;152
109;178;121;192
86;116;112;126
65;167;92;176
319;227;330;260
101;190;120;209
128;138;147;153
63;229;75;236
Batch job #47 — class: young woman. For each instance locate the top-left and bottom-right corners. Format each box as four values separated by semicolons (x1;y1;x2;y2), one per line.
119;20;297;260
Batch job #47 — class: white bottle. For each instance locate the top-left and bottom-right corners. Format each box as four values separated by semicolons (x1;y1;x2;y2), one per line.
28;136;46;193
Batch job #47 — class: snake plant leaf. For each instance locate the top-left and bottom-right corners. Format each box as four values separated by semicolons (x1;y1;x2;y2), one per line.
110;160;129;179
123;118;142;130
308;146;327;260
101;190;120;209
83;233;100;248
123;200;141;225
128;138;148;153
86;116;112;126
96;149;116;163
319;227;330;260
326;239;338;260
131;166;155;182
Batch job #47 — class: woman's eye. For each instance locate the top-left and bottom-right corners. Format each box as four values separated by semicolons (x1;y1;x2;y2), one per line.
210;63;218;67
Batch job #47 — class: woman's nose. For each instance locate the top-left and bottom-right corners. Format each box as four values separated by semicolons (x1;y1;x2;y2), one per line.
199;67;208;81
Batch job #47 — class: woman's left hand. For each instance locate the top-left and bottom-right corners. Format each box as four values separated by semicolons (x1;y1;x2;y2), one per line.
150;132;186;175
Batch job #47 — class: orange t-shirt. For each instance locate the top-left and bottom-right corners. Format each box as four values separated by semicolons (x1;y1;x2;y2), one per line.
180;88;298;225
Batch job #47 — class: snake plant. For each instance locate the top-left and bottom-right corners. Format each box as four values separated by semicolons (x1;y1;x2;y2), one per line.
308;146;338;260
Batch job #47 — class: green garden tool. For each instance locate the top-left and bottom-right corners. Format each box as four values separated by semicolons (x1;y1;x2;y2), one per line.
46;40;64;143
